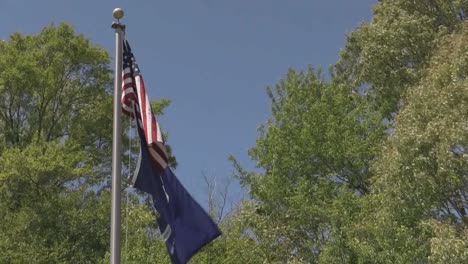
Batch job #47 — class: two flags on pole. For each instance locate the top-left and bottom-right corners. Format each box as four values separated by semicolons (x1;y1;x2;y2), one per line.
121;40;221;264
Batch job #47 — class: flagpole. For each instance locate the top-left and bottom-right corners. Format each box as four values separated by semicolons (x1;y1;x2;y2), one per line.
110;8;125;264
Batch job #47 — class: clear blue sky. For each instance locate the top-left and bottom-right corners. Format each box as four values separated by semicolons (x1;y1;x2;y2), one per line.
0;0;376;207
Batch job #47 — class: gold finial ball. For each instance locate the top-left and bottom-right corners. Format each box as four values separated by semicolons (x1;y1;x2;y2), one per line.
113;8;124;20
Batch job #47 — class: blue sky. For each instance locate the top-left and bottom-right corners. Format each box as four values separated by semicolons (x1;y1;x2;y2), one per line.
0;0;376;207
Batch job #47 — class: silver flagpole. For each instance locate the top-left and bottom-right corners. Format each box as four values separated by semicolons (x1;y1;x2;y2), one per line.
111;8;125;264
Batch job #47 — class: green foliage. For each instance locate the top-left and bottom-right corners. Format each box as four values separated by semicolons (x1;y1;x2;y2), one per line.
0;23;112;149
0;23;115;263
0;142;110;263
428;221;468;264
373;23;468;226
231;67;384;262
345;24;468;263
336;0;467;118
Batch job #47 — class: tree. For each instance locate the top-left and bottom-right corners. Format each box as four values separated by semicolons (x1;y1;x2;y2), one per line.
336;0;468;118
0;23;112;148
0;141;113;263
230;67;383;262
344;23;468;264
0;23;115;263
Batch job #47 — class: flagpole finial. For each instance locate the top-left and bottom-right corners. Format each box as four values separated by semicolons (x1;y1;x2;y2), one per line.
113;8;124;20
112;8;125;30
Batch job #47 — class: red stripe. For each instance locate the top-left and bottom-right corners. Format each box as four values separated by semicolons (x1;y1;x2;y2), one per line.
122;96;137;105
138;77;149;143
122;102;135;111
123;82;133;89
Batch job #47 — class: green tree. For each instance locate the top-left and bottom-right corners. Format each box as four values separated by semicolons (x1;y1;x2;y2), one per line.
337;0;468;118
0;23;115;263
0;23;112;150
0;142;112;263
345;24;468;264
231;67;383;262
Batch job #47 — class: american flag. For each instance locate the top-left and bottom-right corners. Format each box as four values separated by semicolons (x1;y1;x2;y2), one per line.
121;40;168;172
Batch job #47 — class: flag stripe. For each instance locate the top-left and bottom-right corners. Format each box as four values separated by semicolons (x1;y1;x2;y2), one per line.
148;146;168;171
